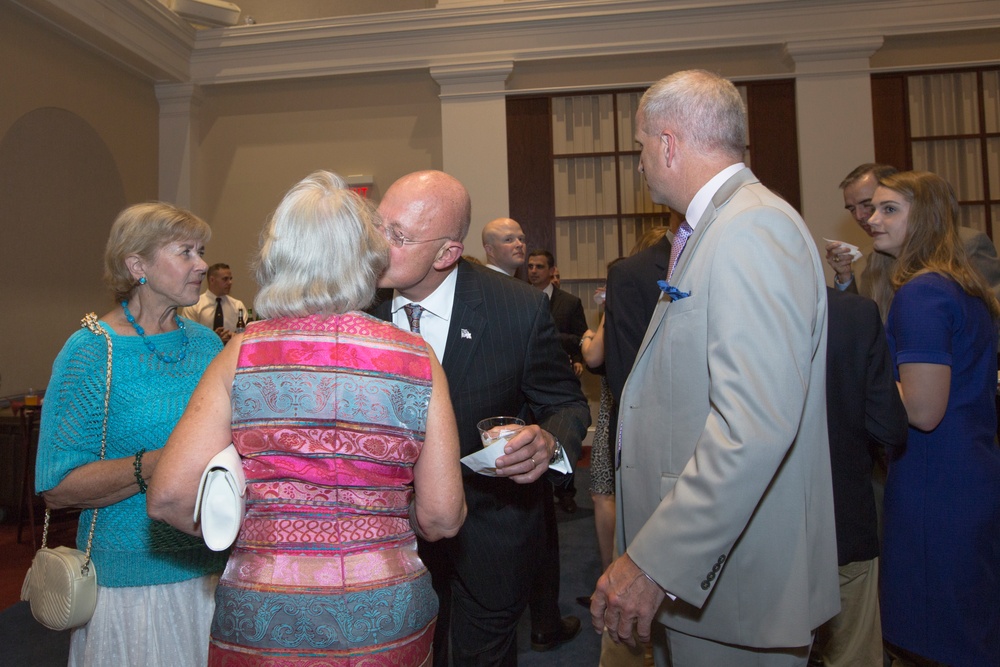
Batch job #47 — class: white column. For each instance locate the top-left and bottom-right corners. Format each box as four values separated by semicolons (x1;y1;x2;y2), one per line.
785;37;884;273
155;82;203;210
430;61;513;253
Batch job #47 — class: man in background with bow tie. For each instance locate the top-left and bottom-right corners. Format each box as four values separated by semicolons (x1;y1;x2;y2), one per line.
370;170;590;667
591;69;839;666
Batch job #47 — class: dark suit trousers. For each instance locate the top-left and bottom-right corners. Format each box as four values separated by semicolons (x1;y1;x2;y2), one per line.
529;478;563;634
422;538;528;667
449;577;522;667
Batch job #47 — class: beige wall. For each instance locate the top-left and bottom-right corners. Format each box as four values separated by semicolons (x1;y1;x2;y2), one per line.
0;2;159;397
192;71;443;306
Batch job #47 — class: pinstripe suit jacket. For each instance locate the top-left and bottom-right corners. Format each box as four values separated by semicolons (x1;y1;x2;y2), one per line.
373;259;590;609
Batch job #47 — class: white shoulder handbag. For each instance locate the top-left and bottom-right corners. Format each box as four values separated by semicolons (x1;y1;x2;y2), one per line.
193;443;247;551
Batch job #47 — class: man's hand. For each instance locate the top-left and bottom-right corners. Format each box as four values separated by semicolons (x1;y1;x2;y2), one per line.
215;327;234;344
590;553;666;646
824;241;853;285
494;424;553;484
572;361;584;377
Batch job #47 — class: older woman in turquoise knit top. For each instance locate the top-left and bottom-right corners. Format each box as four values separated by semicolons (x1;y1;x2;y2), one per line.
35;202;227;666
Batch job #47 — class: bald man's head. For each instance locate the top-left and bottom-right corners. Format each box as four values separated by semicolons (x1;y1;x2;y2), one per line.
376;170;469;301
482;217;526;275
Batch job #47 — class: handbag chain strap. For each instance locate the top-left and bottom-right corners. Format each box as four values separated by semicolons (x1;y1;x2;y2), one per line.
39;313;112;576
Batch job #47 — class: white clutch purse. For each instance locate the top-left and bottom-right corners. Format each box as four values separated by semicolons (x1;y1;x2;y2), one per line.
193;443;247;552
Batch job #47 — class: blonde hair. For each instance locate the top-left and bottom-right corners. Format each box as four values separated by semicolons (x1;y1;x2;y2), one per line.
629;226;669;256
881;171;1000;319
254;170;389;318
861;251;895;322
104;202;211;303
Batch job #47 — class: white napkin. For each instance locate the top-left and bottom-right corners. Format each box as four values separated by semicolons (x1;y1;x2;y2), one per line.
460;440;573;476
823;238;863;262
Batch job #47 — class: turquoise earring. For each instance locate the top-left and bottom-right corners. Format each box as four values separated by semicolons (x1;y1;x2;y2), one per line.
138;276;147;285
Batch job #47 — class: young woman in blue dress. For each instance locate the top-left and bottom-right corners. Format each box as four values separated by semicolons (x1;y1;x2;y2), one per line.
868;170;1000;667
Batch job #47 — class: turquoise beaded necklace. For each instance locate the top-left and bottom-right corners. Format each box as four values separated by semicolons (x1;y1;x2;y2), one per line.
121;300;189;363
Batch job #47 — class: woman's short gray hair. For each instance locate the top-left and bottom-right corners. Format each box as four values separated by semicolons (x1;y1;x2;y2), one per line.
104;202;211;303
254;170;389;318
640;69;747;161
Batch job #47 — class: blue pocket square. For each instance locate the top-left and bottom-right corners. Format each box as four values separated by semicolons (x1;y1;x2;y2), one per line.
657;280;691;300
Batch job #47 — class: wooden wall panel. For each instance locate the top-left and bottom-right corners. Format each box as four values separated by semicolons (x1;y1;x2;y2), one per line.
746;79;801;212
507;96;555;261
872;74;910;171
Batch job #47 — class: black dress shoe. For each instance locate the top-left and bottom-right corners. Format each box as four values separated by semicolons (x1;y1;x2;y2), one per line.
557;495;578;513
530;615;582;651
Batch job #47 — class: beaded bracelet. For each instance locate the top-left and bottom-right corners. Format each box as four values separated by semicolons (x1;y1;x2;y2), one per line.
134;449;148;494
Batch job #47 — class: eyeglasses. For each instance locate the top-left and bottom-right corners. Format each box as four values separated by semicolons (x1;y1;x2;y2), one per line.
380;223;453;249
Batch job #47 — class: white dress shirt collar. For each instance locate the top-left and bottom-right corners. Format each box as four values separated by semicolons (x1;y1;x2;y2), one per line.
542;283;554;300
390;266;458;361
685;163;745;231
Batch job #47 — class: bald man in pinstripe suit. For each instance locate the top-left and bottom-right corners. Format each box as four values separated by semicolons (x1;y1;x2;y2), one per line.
371;170;590;667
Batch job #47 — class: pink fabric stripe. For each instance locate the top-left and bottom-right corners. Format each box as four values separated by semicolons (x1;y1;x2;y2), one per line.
221;537;423;589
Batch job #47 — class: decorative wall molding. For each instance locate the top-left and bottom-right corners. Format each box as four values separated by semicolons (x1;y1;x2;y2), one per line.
10;0;1000;85
11;0;194;80
785;36;886;76
154;81;203;116
430;61;514;99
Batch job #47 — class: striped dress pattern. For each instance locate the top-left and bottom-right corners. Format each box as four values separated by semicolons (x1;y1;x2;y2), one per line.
209;312;436;666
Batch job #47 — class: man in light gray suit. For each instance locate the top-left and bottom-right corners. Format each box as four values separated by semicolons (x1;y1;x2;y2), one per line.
590;69;840;666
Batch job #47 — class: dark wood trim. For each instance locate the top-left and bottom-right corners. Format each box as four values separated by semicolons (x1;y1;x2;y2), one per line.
745;79;801;212
871;73;911;171
506;96;555;263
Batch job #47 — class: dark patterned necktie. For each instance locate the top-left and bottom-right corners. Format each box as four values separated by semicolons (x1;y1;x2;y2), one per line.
213;297;224;330
403;303;424;334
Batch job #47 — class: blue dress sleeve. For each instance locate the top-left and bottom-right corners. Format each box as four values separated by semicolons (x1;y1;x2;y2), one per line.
888;274;956;368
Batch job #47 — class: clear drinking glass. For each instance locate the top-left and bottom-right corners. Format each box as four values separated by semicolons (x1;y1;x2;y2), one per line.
477;416;525;449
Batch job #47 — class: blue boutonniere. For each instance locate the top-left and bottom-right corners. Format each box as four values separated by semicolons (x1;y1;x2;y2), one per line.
657;280;691;300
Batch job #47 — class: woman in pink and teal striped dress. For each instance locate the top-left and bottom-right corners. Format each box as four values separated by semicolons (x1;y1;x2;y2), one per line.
149;170;466;666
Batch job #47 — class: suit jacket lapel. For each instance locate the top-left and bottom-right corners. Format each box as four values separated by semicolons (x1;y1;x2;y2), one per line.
371;296;392;323
671;167;758;285
635;168;759;364
442;261;487;383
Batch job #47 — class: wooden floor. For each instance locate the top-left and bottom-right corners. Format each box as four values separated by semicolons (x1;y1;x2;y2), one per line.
0;512;78;610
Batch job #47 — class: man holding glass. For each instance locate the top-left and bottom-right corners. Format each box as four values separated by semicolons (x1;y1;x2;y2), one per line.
371;170;590;667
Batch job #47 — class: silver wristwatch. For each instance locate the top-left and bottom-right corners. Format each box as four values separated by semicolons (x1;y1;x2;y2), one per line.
549;438;564;465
